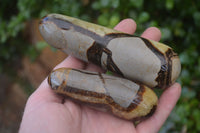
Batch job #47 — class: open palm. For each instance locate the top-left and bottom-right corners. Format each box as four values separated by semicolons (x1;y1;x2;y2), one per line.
19;19;181;133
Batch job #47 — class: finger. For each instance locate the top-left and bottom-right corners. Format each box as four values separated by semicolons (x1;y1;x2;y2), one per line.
85;63;105;73
136;83;181;133
54;55;87;70
27;78;59;104
114;18;137;34
141;27;161;41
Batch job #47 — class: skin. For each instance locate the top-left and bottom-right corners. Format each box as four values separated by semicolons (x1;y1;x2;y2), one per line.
19;19;181;133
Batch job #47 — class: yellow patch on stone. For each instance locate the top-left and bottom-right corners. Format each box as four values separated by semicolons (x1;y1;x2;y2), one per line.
49;13;122;36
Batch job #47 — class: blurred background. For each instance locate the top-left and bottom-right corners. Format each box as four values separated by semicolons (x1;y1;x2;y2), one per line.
0;0;200;132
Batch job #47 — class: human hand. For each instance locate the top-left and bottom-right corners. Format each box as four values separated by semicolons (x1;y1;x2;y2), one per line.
19;19;181;133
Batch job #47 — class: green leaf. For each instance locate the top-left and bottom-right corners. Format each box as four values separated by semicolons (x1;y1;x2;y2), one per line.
193;11;200;27
92;1;101;10
100;0;109;7
108;14;120;28
160;27;172;41
149;20;158;27
35;41;48;51
106;71;113;75
97;13;109;26
166;0;174;10
138;12;149;23
111;0;119;8
130;0;143;8
181;86;196;99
